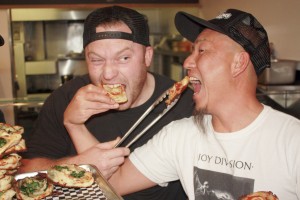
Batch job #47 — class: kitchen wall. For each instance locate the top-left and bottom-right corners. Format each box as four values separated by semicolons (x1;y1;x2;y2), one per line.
0;9;15;124
200;0;300;61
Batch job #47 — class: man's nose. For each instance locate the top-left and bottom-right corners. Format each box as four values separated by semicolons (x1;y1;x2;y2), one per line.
102;62;118;80
183;54;196;70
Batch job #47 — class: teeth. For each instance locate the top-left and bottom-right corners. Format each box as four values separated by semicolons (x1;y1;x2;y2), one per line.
189;76;201;84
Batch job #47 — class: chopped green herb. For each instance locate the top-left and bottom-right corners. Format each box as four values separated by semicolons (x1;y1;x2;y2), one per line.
20;181;40;196
54;165;69;171
0;138;7;148
71;170;85;178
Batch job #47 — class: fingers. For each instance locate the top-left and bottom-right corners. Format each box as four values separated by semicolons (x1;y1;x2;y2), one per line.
79;146;129;179
64;84;119;125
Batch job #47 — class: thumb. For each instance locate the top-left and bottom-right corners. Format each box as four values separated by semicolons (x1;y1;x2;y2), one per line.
97;137;121;149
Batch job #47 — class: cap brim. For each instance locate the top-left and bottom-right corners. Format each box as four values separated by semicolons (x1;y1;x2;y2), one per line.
175;11;225;42
0;35;4;46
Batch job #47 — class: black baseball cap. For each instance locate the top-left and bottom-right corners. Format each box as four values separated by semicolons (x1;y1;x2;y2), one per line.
83;6;150;48
0;35;4;46
175;9;270;75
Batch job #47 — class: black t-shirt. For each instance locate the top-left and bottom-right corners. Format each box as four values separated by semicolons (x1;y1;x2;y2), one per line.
0;110;5;123
22;73;194;200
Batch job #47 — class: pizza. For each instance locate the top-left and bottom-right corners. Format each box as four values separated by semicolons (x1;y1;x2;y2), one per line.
13;173;54;200
0;188;16;200
0;153;22;170
0;134;22;158
165;76;190;105
0;123;24;135
47;164;94;188
102;84;128;104
3;139;26;156
239;191;279;200
0;175;13;192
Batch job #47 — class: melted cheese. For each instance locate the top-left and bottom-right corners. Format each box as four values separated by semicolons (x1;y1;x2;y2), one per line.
47;164;94;188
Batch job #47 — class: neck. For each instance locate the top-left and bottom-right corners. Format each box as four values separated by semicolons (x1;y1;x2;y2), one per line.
211;95;263;133
130;72;155;108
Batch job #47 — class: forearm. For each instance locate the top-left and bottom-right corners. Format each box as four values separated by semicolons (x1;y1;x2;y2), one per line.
109;158;156;195
18;156;81;174
64;122;99;153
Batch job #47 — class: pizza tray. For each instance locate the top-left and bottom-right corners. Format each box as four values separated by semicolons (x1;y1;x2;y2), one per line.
14;164;124;200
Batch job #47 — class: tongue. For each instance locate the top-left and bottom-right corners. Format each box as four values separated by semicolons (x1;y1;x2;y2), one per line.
193;83;201;93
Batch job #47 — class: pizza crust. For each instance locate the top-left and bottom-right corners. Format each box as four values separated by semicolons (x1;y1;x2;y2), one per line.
0;153;22;170
47;164;94;188
0;123;24;135
239;191;279;200
3;139;26;157
13;173;54;200
0;134;22;159
0;188;16;200
0;175;13;192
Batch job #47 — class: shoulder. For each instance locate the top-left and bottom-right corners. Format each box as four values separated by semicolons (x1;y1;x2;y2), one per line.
263;105;300;127
262;105;300;146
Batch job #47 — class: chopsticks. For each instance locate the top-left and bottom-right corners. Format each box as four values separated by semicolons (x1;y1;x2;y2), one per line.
114;88;181;148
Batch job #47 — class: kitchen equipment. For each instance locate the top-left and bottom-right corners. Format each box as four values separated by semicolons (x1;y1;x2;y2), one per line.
258;59;297;85
114;87;182;148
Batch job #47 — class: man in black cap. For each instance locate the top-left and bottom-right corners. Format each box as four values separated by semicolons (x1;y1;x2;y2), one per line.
0;34;6;123
19;6;194;200
109;9;300;199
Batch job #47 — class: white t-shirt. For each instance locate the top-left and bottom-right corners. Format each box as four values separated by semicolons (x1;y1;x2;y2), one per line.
130;105;300;200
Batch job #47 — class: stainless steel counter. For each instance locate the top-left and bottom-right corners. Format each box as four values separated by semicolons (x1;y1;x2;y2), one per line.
257;83;300;119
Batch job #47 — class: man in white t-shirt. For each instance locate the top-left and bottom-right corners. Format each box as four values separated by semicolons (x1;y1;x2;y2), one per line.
108;9;300;199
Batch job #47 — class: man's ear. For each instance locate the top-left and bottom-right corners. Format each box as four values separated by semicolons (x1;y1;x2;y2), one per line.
145;46;153;67
231;51;250;77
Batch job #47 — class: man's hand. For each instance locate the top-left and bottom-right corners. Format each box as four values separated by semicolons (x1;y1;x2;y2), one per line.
19;138;130;180
77;138;130;179
64;84;119;125
63;84;120;153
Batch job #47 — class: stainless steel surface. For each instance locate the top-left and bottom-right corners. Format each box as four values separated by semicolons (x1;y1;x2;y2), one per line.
81;164;123;200
257;84;300;109
258;84;300;91
114;88;181;148
258;59;297;84
57;58;88;76
11;9;92;21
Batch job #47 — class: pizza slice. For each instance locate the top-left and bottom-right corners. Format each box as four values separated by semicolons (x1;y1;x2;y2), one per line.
0;153;22;170
47;164;94;188
0;123;24;135
3;139;27;156
165;76;190;105
13;173;54;200
102;84;128;104
239;191;279;200
0;134;22;158
0;175;13;192
0;188;16;200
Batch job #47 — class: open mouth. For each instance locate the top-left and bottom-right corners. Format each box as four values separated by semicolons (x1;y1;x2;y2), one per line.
189;76;202;94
